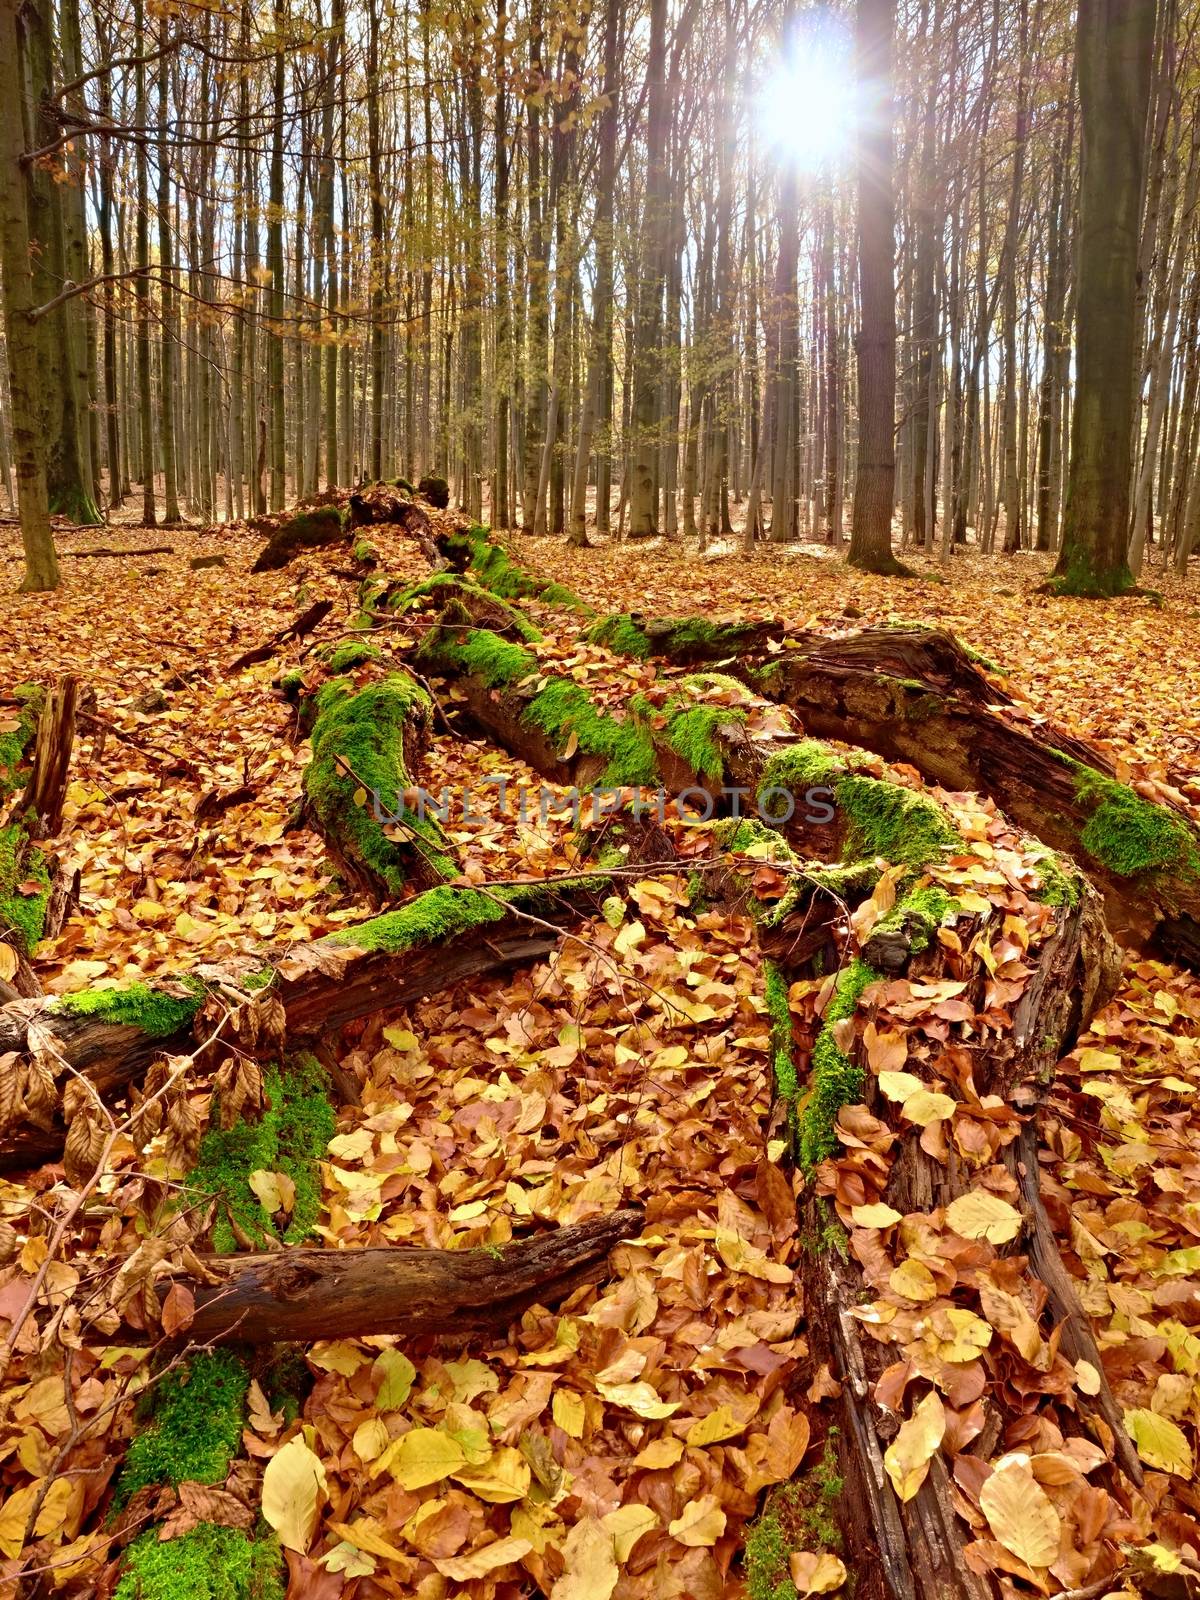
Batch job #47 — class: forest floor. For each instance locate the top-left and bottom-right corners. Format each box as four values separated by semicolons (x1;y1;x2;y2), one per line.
0;509;1199;1597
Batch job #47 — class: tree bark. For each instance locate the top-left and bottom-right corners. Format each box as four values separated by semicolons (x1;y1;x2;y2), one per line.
179;1210;642;1344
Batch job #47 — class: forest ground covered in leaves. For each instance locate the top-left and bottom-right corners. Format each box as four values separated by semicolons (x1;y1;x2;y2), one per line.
1;513;1200;1600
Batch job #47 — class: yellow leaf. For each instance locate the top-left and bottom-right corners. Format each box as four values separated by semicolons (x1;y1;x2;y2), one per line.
614;919;646;958
553;1390;586;1438
323;1541;376;1576
878;1070;923;1102
308;1340;368;1376
352;1418;390;1464
374;1347;416;1409
327;1517;407;1562
0;1483;39;1558
452;1445;531;1503
944;1190;1022;1245
929;1307;992;1363
789;1551;848;1594
686;1404;744;1446
261;1434;327;1554
551;1516;618;1600
248;1168;296;1216
435;1535;533;1582
1124;1408;1194;1477
889;1259;938;1303
601;1503;659;1561
883;1390;945;1502
901;1090;956;1126
382;1026;419;1051
630;1435;684;1469
978;1460;1061;1567
850;1203;903;1229
596;1380;679;1419
0;946;16;982
667;1494;727;1547
387;1428;467;1489
1074;1359;1102;1397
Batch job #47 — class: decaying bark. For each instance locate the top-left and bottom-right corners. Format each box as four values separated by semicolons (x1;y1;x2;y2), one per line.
181;1209;641;1343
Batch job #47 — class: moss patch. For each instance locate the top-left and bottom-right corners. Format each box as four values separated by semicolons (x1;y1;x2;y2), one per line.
764;960;796;1105
116;1522;283;1600
392;574;543;643
585;614;652;658
325;638;381;674
871;883;958;954
522;680;658;785
55;980;203;1037
1032;850;1082;907
662;676;749;782
419;626;538;689
452;525;591;612
1069;761;1200;879
742;1437;844;1600
117;1350;249;1502
327;879;592;954
0;685;40;800
800;959;879;1170
0;823;50;953
187;1056;334;1255
305;672;454;889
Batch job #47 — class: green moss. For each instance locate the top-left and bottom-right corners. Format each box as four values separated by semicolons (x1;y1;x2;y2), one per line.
662;677;749;782
279;669;305;698
800;959;879;1170
0;685;40;799
871;884;958;954
187;1057;334;1255
55;980;203;1037
764;960;796;1105
584;615;652;658
522;680;659;785
0;824;50;953
419;626;538;690
392;574;544;642
352;539;379;564
327;879;595;954
454;525;590;612
837;773;957;867
1032;850;1082;907
117;1351;249;1502
1068;761;1200;879
758;741;840;803
116;1523;283;1600
717;817;795;860
742;1438;845;1600
326;638;381;673
1046;545;1135;599
305;672;454;889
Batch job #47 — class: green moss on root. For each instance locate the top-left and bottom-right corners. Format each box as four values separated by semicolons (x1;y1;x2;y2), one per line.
522;680;658;785
117;1350;249;1502
392;574;543;643
419;626;538;689
584;614;652;658
871;884;958;954
305;673;454;889
325;638;381;673
0;824;50;953
764;960;796;1105
116;1523;283;1600
1032;850;1082;907
327;879;593;954
800;959;879;1170
188;1056;334;1255
662;675;750;782
0;686;41;800
55;980;203;1037
455;525;591;612
1068;761;1200;879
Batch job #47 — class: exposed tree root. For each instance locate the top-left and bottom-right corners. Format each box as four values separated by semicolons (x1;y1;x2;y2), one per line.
177;1209;642;1343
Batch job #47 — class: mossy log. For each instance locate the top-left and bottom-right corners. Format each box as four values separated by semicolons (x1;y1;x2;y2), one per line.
0;882;588;1170
250;504;349;572
175;1209;641;1344
585;615;1200;964
348;484;444;567
302;671;456;896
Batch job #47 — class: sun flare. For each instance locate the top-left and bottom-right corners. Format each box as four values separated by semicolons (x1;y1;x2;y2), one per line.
758;20;855;172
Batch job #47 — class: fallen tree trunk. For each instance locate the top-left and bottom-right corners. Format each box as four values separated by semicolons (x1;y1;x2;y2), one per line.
180;1209;642;1343
584;610;1200;964
0;881;589;1169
